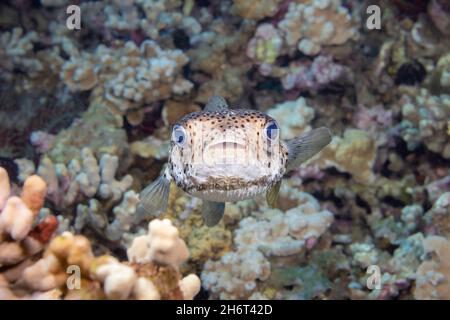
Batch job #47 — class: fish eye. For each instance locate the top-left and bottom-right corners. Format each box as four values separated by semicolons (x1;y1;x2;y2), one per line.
264;121;279;141
172;125;187;147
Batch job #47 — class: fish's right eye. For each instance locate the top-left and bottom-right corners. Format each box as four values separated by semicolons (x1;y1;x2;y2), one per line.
172;125;187;147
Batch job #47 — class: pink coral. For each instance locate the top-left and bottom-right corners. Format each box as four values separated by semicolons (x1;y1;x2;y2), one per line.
354;105;393;134
282;55;344;92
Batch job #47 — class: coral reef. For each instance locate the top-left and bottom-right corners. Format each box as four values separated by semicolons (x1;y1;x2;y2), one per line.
266;97;315;139
0;0;449;301
278;0;358;56
398;89;450;158
313;129;378;185
0;170;200;300
201;185;334;299
414;236;450;299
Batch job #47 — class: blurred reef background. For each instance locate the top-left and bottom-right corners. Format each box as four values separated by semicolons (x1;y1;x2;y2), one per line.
0;0;449;300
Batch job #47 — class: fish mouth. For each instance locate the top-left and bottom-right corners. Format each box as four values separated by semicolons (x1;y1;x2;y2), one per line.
207;140;246;151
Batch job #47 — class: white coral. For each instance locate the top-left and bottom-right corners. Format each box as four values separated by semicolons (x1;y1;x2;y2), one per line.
128;219;189;269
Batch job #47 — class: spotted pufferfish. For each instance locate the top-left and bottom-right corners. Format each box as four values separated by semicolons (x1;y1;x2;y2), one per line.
138;96;332;226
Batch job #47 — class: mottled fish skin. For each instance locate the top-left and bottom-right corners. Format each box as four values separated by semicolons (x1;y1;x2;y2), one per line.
168;109;288;202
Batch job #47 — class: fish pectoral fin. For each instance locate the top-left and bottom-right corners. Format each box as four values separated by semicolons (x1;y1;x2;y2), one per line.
135;175;171;223
266;180;282;208
204;96;229;112
202;201;225;227
286;127;332;172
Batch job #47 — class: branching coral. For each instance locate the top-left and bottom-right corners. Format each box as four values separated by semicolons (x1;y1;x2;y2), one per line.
281;55;346;92
313;129;378;185
0;167;59;299
1;214;200;300
266;97;315;140
0;27;63;91
59;40;192;125
278;0;358;55
43;103;128;164
0;28;41;81
187;17;254;104
37;147;133;210
399;89;450;159
201;185;334;299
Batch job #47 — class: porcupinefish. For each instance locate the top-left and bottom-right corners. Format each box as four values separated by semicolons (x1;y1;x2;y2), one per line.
138;96;332;226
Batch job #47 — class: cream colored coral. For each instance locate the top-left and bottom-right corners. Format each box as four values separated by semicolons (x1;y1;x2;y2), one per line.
202;187;333;299
20;175;47;215
98;154;133;201
0;167;10;210
313;129;377;185
48;232;94;272
94;40;192;122
128;219;189;268
96;261;137;300
61;58;98;91
414;236;450;299
75;148;100;197
266;97;315;140
0;241;24;265
22;253;66;291
1;217;200;299
232;0;283;20
278;0;358;55
0;197;34;241
179;274;201;300
133;277;161;300
0;170;49;268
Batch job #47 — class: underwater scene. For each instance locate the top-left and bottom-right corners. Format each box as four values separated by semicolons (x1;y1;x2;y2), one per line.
0;0;449;301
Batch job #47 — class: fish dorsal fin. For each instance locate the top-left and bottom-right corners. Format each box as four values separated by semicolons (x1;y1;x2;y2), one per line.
202;200;225;227
135;174;171;223
204;96;229;112
285;127;332;172
266;180;282;208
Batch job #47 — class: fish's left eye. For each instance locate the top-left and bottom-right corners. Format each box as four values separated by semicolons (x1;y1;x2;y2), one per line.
264;121;279;141
172;125;187;147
